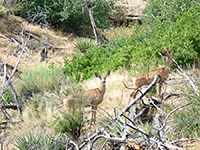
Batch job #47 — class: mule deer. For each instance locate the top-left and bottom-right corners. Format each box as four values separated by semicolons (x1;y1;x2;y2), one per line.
63;70;110;126
129;47;175;103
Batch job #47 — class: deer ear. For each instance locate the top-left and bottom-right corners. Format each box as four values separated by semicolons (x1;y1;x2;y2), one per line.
160;51;165;56
95;72;100;78
106;70;110;76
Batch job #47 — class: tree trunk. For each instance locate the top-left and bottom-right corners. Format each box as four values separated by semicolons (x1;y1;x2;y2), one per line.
86;0;99;45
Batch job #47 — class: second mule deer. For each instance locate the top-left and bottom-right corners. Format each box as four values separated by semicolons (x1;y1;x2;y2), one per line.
63;70;110;126
129;47;175;103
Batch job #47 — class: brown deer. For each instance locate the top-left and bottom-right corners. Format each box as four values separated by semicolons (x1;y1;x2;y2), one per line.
63;70;110;126
129;47;175;103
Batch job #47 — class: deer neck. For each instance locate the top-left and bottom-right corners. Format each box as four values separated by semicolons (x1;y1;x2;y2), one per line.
165;57;171;71
99;83;106;96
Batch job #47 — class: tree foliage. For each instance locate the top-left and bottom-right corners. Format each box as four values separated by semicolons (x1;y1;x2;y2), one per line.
17;0;114;30
143;0;194;23
63;1;200;81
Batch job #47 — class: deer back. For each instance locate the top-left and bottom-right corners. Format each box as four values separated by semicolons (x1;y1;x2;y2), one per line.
133;66;171;88
84;88;104;106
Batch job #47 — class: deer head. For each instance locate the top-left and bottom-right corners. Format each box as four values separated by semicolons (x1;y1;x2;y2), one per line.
95;70;110;83
160;47;176;63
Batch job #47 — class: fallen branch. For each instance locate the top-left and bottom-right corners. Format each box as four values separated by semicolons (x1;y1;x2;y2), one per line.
1;104;18;110
119;74;161;116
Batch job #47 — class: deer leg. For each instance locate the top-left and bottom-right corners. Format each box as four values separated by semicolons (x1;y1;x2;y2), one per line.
129;90;139;104
158;83;163;97
72;103;75;115
163;81;167;95
90;106;97;126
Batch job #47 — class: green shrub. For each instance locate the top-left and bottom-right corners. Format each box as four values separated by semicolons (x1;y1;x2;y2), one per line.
143;0;194;23
63;46;110;81
14;131;66;150
16;0;114;30
52;111;85;140
74;38;96;53
63;2;200;81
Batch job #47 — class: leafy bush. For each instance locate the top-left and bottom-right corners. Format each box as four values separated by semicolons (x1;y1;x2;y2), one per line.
16;0;114;30
52;111;85;140
63;2;200;81
74;38;96;53
143;0;194;23
63;46;110;81
14;131;66;150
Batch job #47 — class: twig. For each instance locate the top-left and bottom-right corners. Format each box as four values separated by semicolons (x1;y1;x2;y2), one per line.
114;90;123;116
158;102;192;131
123;81;144;99
173;57;199;96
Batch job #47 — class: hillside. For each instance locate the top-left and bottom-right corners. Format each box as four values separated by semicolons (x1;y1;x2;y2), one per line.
0;1;200;150
0;8;76;69
0;6;132;149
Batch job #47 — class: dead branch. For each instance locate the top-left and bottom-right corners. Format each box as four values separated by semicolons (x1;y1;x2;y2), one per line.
0;34;26;121
120;74;161;116
113;90;123;116
174;58;199;96
1;104;18;110
86;0;99;45
79;75;163;149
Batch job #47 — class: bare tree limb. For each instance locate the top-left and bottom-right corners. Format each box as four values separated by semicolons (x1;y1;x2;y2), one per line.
158;102;192;131
119;74;161;116
86;0;99;45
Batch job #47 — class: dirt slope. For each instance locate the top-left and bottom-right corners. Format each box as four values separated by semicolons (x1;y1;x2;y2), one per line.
0;11;76;71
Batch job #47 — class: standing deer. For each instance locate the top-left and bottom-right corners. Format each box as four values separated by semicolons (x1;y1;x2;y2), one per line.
129;47;175;103
63;70;110;126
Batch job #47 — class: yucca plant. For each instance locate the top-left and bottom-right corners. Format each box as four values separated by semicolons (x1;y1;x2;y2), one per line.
74;38;96;53
14;131;66;150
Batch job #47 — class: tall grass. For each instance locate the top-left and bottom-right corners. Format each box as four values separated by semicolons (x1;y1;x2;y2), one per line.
170;70;200;139
17;64;77;98
22;95;57;126
52;111;86;140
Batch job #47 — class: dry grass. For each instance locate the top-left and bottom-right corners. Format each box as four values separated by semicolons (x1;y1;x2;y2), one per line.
21;22;77;66
1;68;200;149
103;26;134;40
0;13;77;68
0;94;60;149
